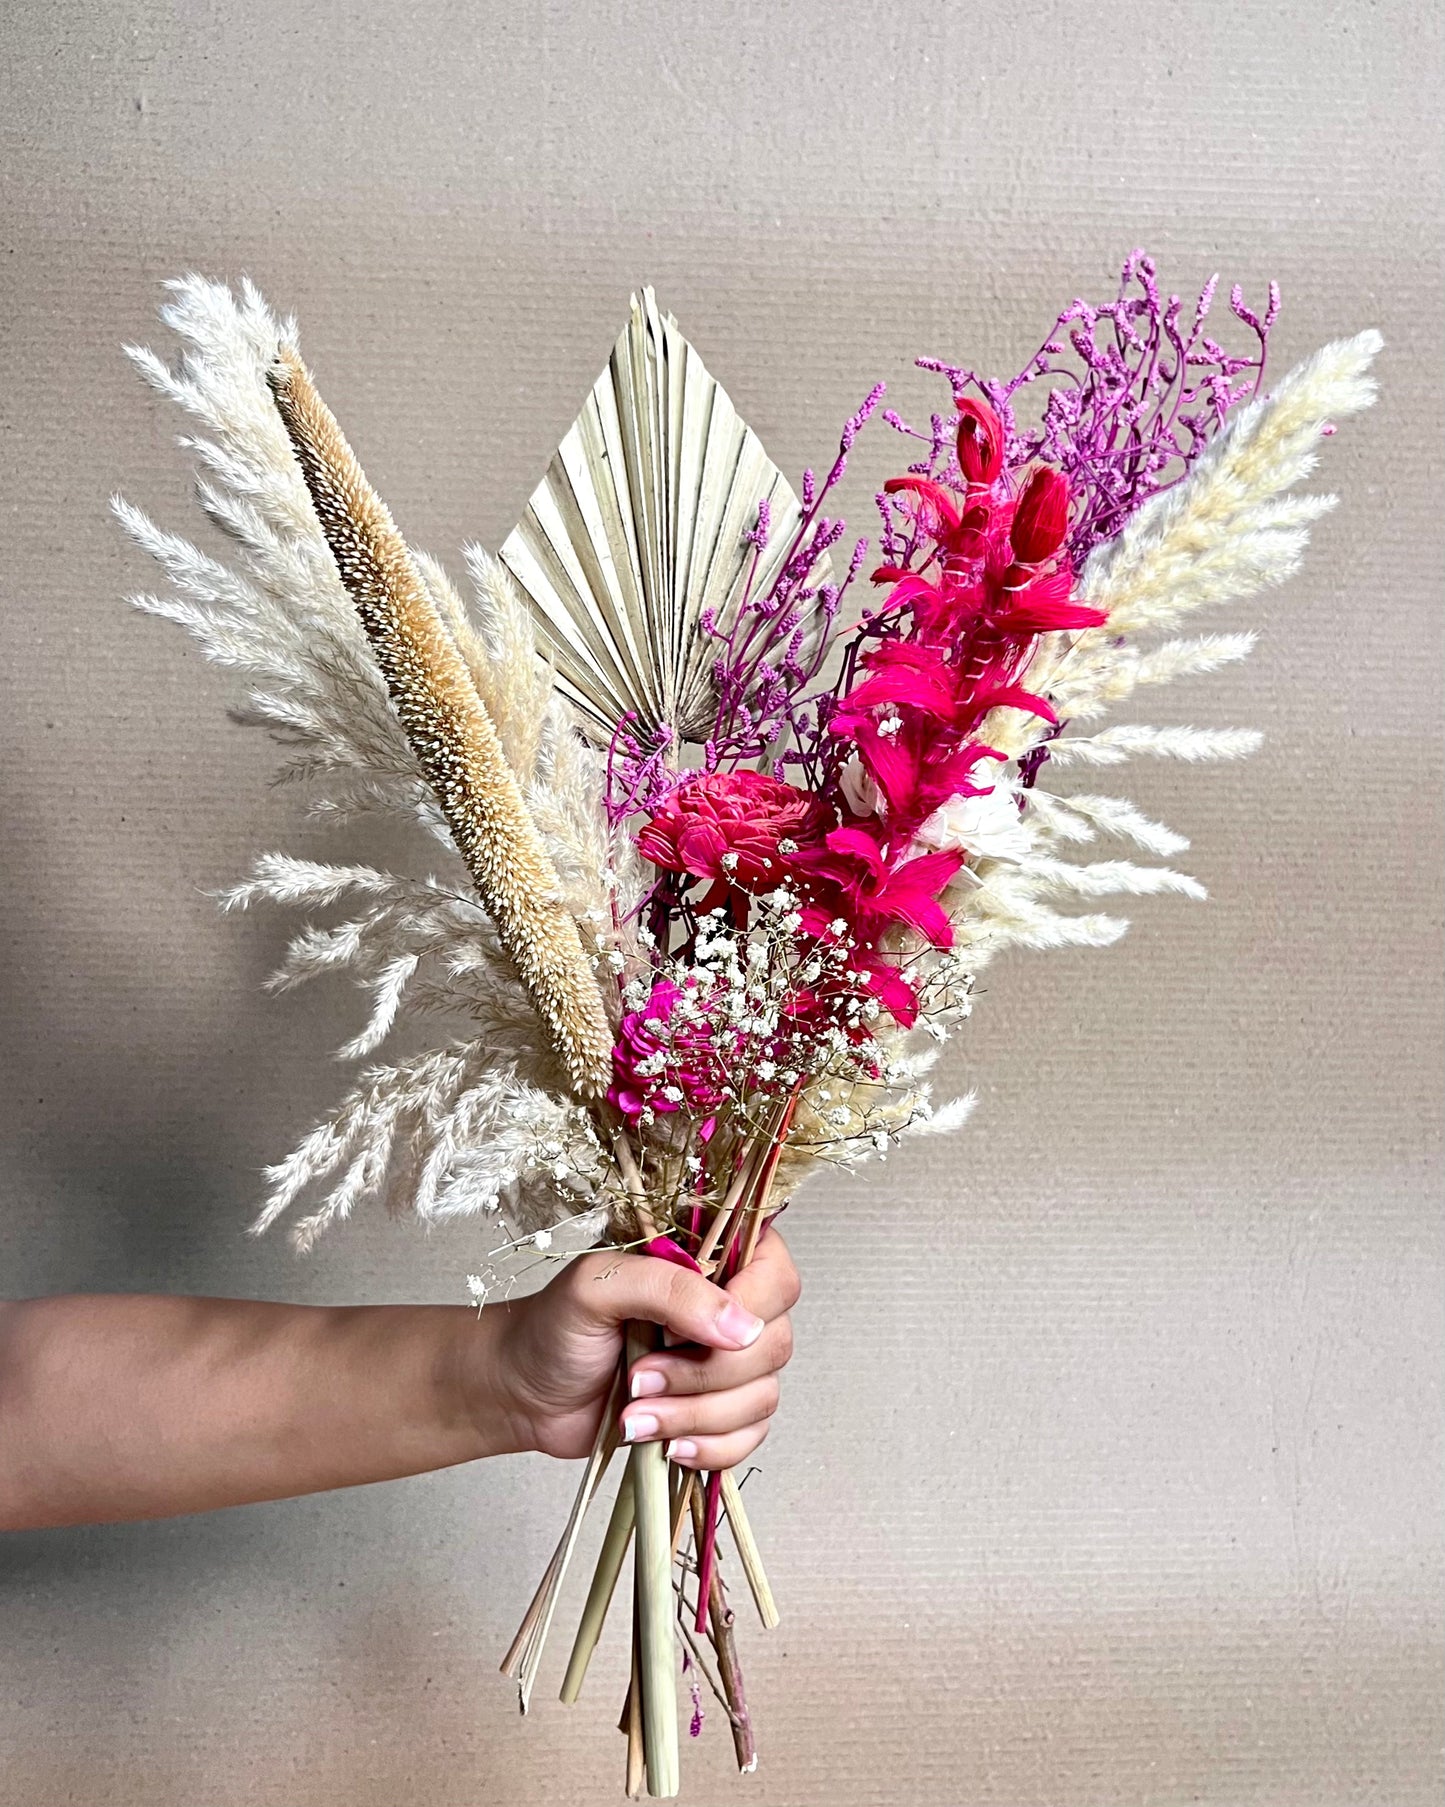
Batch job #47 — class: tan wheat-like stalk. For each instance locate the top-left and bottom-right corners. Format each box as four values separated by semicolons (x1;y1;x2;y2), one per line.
268;347;614;1098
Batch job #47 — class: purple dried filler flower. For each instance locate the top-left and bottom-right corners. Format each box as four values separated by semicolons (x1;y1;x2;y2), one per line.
896;249;1279;563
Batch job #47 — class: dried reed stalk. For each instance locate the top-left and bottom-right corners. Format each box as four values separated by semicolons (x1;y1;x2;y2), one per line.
720;1471;779;1630
626;1324;680;1798
501;1365;624;1703
561;1468;635;1705
268;348;614;1097
625;1595;646;1799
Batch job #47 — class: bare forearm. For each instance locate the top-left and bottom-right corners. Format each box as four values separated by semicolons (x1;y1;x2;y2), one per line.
0;1294;519;1530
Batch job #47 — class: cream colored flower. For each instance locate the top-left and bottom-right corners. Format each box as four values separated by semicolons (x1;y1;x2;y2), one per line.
917;761;1033;863
838;753;882;817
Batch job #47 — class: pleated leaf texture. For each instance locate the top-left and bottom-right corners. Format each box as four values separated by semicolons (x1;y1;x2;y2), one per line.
500;287;822;744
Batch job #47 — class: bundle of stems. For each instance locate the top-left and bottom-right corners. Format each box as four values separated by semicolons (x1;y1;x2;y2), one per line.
503;1112;789;1799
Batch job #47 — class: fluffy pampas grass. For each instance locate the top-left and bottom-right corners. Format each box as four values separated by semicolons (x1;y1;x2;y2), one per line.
116;278;620;1246
960;328;1382;968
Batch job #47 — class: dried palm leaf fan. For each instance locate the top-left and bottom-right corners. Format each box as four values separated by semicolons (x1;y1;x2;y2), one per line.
500;287;823;744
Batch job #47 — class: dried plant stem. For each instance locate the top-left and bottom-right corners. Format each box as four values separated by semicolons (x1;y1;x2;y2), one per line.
501;1365;623;1704
690;1487;756;1772
627;1325;680;1799
613;1471;697;1732
720;1471;779;1631
670;1471;697;1556
625;1596;646;1800
696;1137;769;1271
267;348;615;1096
611;1125;658;1238
560;1469;635;1705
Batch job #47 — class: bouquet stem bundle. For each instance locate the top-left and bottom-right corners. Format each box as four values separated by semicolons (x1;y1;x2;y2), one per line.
507;1123;789;1796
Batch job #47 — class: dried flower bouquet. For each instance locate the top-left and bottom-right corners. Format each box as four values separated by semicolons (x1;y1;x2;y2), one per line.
117;257;1379;1797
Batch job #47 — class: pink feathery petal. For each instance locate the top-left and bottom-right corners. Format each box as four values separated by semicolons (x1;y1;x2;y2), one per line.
882;475;962;533
954;396;1006;487
1000;597;1108;634
1010;466;1071;564
997;568;1107;635
874;850;964;945
968;682;1058;724
842;650;957;719
824;823;893;877
860;958;921;1026
832;717;923;814
875;573;945;615
643;1236;703;1274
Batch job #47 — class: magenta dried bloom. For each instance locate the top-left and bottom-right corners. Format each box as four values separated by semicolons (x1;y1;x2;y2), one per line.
608;978;734;1123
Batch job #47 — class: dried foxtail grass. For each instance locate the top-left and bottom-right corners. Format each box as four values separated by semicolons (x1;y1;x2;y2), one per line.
268;347;614;1098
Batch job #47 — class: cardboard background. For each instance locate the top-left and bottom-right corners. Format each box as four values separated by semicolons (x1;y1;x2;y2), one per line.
2;3;1441;1802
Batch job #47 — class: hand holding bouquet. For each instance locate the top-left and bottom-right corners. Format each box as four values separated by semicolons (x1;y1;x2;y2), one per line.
118;256;1378;1795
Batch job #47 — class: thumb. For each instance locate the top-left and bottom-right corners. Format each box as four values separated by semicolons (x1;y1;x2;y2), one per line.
573;1252;764;1351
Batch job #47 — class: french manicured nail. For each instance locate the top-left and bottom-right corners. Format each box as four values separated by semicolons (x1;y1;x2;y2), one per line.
717;1302;764;1347
622;1412;660;1443
667;1439;699;1463
630;1369;666;1400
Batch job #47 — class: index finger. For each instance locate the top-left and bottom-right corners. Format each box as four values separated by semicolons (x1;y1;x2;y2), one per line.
721;1226;801;1324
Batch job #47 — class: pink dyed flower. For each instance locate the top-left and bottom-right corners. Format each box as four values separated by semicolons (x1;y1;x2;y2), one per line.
791;824;962;949
1009;466;1070;565
608;980;732;1123
954;396;1005;489
635;770;828;893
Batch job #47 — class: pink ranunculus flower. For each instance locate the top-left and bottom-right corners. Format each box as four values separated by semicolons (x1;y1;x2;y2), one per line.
635;770;828;893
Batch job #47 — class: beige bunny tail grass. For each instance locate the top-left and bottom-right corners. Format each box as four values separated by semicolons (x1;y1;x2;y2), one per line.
268;347;614;1097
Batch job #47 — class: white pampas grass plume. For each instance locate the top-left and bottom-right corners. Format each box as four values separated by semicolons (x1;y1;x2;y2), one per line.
1128;632;1260;689
251;1040;601;1250
217;856;574;1088
1016;854;1206;902
951;868;1132;954
1048;631;1259;720
455;547;554;782
1046;725;1263;766
268;346;615;1097
1078;329;1382;634
1027;791;1190;859
116;280;440;837
912;1093;978;1137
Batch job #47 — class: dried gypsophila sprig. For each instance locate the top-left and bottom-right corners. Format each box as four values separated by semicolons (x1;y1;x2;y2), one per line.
268;345;616;1099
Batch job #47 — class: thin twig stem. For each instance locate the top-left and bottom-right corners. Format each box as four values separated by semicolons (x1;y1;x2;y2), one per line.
690;1487;756;1772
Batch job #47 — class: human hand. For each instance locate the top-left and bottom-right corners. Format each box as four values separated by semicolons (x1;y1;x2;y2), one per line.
485;1229;800;1469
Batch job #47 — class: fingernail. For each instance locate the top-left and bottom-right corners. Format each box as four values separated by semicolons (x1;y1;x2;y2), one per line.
629;1370;666;1399
717;1301;764;1347
667;1439;698;1463
622;1412;660;1443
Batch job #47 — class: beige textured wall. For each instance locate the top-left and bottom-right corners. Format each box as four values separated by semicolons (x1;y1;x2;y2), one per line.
2;3;1441;1804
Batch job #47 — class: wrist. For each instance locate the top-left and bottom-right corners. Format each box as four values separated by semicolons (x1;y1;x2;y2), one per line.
442;1302;536;1459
